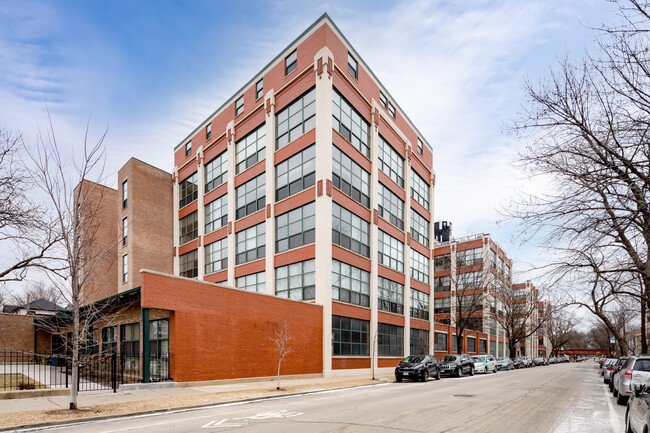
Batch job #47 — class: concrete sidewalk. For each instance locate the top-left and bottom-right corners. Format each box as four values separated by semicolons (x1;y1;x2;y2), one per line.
0;373;394;429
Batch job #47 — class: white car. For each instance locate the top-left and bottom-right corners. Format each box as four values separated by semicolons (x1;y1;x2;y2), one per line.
472;355;498;374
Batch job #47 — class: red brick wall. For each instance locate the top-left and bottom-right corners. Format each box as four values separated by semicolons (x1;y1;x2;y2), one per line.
140;271;323;382
0;313;34;352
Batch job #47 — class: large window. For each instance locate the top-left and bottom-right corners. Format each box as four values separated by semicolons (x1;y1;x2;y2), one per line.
179;250;198;278
457;248;482;267
457;271;482;290
102;326;117;354
285;49;297;75
410;329;429;355
149;319;169;380
236;173;265;219
276;88;315;150
332;89;370;157
332;315;369;356
411;169;430;210
434;254;450;271
205;152;228;193
332;145;370;207
410;249;430;284
205;194;228;233
236;125;265;174
378;183;404;230
434;332;447;351
276;202;315;252
378;276;404;315
179;172;198;208
410;289;429;320
378;230;404;272
276;259;315;300
205;237;228;274
276;145;315;201
378;323;403;357
410;209;429;247
236;271;265;293
467;337;476;353
179;211;198;245
378;136;404;188
434;297;450;314
434;275;451;292
236;223;265;264
122;254;128;283
120;323;139;371
332;260;370;307
332;203;370;257
479;339;487;354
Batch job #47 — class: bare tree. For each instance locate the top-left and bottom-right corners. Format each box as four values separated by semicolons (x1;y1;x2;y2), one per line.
22;116;113;409
0;128;60;282
450;257;489;354
269;320;293;390
545;307;577;357
11;280;62;306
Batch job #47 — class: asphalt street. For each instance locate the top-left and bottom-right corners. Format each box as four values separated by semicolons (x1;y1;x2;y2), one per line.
14;362;625;433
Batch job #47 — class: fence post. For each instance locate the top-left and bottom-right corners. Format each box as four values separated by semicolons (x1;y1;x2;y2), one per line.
142;308;150;383
65;358;68;388
112;353;117;393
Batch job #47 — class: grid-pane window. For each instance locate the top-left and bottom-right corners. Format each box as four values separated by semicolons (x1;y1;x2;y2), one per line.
491;340;497;356
434;332;447;351
332;145;370;207
410;209;429;247
236;271;265;293
378;183;404;230
179;250;198;278
467;337;476;353
388;102;396;118
378;136;404;188
102;326;117;354
378;230;403;272
457;271;481;290
332;260;370;307
410;329;429;355
347;53;358;79
122;180;127;208
434;297;450;314
235;95;244;116
256;79;263;100
236;125;266;174
378;276;404;315
149;319;169;361
179;172;198;208
275;259;315;300
236;223;265;264
276;88;315;150
205;194;227;233
276;202;315;252
434;254;450;271
332;89;370;157
120;323;140;369
434;276;451;293
205;237;228;274
236;174;265;219
121;255;128;283
122;217;128;246
479;339;487;353
411;169;430;210
179;211;198;245
410;249;430;284
276;145;315;201
332;315;369;356
378;323;403;357
452;336;458;353
410;289;429;320
457;248;482;267
285;49;297;75
205;152;228;193
332;203;370;258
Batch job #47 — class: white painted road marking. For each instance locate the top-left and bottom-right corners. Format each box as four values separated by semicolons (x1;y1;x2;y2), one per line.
201;419;243;428
603;385;621;433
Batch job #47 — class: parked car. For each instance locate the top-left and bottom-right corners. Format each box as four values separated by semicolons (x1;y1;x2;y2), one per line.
625;379;650;432
395;355;440;382
613;356;650;405
519;357;533;368
512;358;525;369
439;354;475;377
533;357;547;366
472;355;497;374
603;358;618;382
609;357;630;393
496;358;515;371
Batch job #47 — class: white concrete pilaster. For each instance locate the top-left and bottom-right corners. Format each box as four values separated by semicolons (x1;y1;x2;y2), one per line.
369;102;380;372
197;148;205;280
404;142;412;357
264;90;276;296
226;120;237;287
172;168;180;275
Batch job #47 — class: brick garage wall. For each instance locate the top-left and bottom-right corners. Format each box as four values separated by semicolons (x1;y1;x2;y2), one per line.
0;313;34;353
140;271;323;382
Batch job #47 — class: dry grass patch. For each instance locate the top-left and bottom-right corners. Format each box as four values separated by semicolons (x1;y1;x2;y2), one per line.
0;374;43;390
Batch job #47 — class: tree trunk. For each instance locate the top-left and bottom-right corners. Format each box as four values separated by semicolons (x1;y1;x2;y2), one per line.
69;306;79;410
455;332;463;354
642;297;647;355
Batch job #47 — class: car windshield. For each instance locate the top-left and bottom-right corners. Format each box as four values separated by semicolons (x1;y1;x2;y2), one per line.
472;356;485;362
442;355;457;362
403;356;425;363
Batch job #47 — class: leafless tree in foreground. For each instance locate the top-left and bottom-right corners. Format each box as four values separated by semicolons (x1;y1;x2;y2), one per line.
269;320;293;390
23;115;113;410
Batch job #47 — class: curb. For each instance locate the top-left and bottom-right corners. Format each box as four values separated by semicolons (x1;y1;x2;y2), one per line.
0;381;391;432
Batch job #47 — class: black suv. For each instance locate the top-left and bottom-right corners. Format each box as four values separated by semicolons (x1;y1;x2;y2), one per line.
439;354;474;377
395;355;440;382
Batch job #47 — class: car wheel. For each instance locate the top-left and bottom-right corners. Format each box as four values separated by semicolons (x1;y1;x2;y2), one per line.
609;379;614;393
422;370;429;382
469;366;475;376
494;366;498;373
604;378;609;384
614;388;619;398
457;367;463;378
396;375;402;383
436;369;441;380
616;393;628;406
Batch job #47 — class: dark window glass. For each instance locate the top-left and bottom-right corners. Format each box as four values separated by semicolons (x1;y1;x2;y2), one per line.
332;315;369;356
179;172;198;208
285;50;297;75
378;323;403;357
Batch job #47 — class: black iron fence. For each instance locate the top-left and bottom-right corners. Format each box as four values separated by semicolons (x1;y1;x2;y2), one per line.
0;350;171;392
